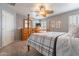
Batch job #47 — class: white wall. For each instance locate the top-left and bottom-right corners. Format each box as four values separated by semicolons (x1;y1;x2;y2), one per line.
0;4;26;48
48;9;79;32
0;5;2;48
16;14;25;41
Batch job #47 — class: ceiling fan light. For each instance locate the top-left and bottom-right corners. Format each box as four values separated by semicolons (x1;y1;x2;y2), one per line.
33;4;54;17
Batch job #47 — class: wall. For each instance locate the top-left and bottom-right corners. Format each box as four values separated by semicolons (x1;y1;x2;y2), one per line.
16;14;25;41
0;5;2;48
48;9;79;32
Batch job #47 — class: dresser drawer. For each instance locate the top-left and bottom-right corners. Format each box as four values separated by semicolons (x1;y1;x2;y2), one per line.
21;28;32;41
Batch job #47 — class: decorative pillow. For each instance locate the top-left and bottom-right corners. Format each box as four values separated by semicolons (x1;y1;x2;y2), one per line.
68;24;79;38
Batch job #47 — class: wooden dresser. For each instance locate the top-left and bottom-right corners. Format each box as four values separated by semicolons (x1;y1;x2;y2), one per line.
21;27;42;41
21;28;32;41
33;27;41;33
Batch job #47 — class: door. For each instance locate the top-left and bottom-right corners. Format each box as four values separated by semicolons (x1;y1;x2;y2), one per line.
2;10;15;47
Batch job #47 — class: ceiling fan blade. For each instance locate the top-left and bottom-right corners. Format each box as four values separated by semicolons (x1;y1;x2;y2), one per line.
46;10;54;14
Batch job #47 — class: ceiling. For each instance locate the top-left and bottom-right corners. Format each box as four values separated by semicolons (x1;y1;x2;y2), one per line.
7;3;79;18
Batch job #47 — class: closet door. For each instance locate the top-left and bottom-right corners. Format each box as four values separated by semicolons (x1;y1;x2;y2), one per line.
2;10;14;47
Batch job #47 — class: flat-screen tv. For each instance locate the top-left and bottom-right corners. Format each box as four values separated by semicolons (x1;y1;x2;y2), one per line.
36;23;41;27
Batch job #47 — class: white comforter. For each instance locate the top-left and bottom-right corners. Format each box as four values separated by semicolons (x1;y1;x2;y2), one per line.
57;33;79;56
27;32;66;56
27;32;79;56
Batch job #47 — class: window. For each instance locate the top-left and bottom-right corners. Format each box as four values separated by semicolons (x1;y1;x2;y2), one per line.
25;20;28;28
41;20;47;30
69;14;79;25
24;20;32;28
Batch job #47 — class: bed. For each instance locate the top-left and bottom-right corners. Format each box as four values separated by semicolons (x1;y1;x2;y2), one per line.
27;32;79;56
26;32;66;56
57;33;79;56
26;24;79;56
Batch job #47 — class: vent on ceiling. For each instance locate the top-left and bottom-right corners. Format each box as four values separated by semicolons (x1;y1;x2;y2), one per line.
8;3;16;6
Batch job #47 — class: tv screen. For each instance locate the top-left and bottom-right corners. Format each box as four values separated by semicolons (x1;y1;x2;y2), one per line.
36;23;41;27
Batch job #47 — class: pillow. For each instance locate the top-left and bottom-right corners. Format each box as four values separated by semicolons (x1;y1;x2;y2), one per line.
68;24;79;38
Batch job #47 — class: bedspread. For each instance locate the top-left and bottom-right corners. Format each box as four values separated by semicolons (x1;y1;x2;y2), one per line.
27;32;65;56
57;33;79;56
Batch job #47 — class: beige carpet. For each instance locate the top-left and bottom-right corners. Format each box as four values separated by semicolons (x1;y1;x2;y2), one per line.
0;41;43;56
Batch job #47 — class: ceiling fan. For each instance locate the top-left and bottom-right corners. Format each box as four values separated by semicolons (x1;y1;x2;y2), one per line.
34;4;54;17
